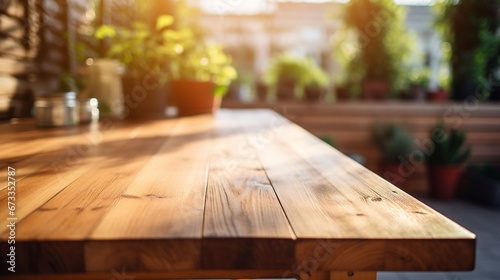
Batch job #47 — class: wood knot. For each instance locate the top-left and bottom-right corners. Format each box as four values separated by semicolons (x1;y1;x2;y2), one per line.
413;211;427;215
145;194;166;199
371;197;383;202
121;194;140;199
356;213;365;216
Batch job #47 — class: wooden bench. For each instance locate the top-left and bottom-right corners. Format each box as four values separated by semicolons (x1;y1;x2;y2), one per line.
0;109;475;279
222;101;500;194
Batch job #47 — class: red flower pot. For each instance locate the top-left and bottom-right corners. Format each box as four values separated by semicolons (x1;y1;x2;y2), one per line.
170;80;219;116
427;89;448;102
428;165;464;200
362;80;390;100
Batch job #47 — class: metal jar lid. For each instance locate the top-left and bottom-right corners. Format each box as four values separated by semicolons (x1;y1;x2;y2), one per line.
35;92;78;107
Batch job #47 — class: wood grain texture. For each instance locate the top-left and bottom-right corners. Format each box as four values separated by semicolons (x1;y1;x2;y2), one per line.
90;116;212;240
0;270;290;280
224;110;475;271
15;121;176;240
0;109;477;276
85;240;201;272
222;101;500;195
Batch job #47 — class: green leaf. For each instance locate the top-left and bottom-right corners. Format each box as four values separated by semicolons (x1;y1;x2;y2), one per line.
156;15;174;30
95;25;116;39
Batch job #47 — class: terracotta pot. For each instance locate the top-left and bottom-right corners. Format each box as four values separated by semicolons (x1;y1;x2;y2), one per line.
255;82;268;101
276;79;296;100
335;86;351;101
122;76;166;120
304;86;325;102
428;165;464;200
170;80;218;116
362;80;390;100
427;89;448;102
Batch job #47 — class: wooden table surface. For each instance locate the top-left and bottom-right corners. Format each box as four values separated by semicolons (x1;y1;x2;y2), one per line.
0;109;475;280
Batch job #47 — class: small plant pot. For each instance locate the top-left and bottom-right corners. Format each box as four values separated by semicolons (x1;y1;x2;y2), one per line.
335;86;351;101
255;82;268;101
122;76;166;120
428;164;464;200
170;80;218;116
427;89;448;102
304;86;325;102
468;166;500;207
276;80;296;100
362;80;390;100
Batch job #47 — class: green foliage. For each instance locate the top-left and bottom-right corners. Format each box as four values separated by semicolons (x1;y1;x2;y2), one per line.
56;72;84;92
471;163;500;181
170;43;237;96
264;54;329;97
427;122;471;165
95;15;177;78
372;122;414;162
433;0;500;99
340;0;412;93
95;13;237;96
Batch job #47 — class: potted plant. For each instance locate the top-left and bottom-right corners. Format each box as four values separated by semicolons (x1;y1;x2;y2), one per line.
401;68;429;101
468;163;500;207
95;15;176;119
427;68;450;102
264;54;328;101
168;42;238;116
433;0;500;100
342;0;411;100
372;122;415;187
303;63;329;102
426;122;471;200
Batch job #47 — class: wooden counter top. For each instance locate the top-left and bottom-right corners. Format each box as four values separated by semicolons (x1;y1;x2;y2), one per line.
0;109;475;279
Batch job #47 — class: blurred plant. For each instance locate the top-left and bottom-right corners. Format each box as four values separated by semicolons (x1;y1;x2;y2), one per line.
427;122;471;165
408;68;430;89
340;0;412;95
264;54;328;98
433;0;500;100
95;14;237;96
95;15;180;78
372;122;414;163
56;72;85;93
170;43;238;96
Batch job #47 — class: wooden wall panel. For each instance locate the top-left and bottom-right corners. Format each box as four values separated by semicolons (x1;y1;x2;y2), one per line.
0;0;137;120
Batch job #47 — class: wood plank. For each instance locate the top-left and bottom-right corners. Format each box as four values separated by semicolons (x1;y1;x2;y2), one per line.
0;241;84;274
90;116;211;239
2;1;26;18
0;75;28;97
0;123;120;190
202;111;295;269
0;14;26;39
85;240;200;272
0;269;291;280
241;110;475;271
0;98;10;111
222;101;500;118
0;121;170;232
14;121;176;240
87;116;214;271
0;58;37;75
